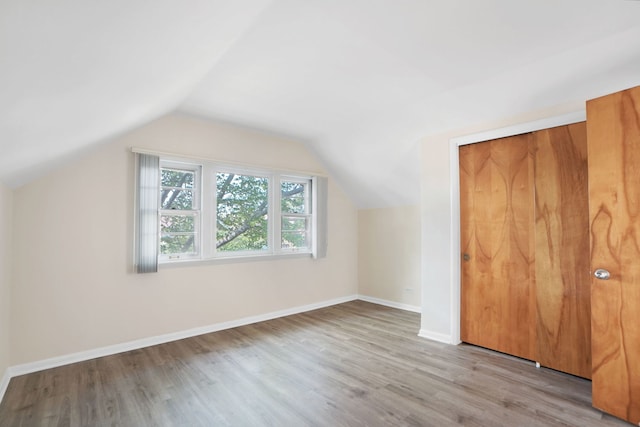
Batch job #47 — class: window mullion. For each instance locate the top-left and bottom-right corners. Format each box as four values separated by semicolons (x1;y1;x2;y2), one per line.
200;164;212;259
273;174;281;254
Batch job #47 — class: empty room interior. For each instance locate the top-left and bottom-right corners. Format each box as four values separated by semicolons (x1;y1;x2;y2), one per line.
1;1;640;425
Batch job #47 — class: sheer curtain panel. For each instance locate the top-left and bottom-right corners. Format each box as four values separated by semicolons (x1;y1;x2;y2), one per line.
136;153;160;273
312;176;328;259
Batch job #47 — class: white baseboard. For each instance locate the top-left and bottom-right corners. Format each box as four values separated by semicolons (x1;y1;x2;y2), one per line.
357;294;421;313
418;328;453;344
2;294;429;406
0;368;10;405
7;294;359;379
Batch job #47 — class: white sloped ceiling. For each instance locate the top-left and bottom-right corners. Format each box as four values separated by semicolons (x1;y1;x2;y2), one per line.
2;0;640;207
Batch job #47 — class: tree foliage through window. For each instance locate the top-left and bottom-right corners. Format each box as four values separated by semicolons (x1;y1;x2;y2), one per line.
216;173;269;251
158;165;310;258
160;168;197;256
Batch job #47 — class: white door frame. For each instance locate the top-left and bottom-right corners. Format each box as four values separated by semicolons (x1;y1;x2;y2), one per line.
448;111;586;345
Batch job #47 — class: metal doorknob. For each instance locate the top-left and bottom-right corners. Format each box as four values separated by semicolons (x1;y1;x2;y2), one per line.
594;268;610;280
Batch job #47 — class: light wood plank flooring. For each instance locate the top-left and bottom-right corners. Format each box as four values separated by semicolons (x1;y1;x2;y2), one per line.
0;301;629;426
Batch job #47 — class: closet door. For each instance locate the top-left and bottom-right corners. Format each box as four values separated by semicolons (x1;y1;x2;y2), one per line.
460;134;535;360
587;86;640;424
533;122;591;379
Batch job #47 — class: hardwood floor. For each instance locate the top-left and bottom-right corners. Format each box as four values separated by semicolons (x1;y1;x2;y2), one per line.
0;301;628;426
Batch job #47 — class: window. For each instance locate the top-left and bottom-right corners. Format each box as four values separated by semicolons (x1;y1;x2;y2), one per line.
280;178;311;250
133;151;327;270
216;171;269;254
159;164;200;260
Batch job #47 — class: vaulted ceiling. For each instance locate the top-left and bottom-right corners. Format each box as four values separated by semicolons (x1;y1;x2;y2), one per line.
2;0;640;207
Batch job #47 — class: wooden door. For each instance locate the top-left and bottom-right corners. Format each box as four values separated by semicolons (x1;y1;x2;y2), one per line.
533;123;591;379
460;134;535;361
587;86;640;424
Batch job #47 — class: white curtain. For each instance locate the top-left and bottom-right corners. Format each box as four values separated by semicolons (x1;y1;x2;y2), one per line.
136;153;160;273
312;176;328;259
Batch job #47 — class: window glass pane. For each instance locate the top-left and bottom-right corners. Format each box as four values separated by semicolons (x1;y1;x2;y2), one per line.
281;181;306;214
161;215;194;233
162;169;194;188
160;189;194;210
160;235;197;255
281;216;309;249
160;168;195;210
160;215;196;255
216;173;269;252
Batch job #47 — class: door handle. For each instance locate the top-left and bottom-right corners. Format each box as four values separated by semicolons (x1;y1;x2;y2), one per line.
594;268;610;280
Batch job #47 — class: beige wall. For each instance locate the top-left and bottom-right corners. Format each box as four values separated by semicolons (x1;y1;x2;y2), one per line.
0;183;12;377
358;206;421;308
10;113;358;365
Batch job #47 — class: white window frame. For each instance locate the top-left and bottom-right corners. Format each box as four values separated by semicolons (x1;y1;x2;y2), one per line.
279;176;312;253
151;157;317;265
158;160;202;262
213;166;273;259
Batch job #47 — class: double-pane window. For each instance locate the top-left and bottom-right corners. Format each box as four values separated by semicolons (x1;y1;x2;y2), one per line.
281;179;311;250
159;164;200;260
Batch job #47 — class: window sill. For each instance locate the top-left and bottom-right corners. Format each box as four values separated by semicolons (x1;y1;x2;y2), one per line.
158;251;313;269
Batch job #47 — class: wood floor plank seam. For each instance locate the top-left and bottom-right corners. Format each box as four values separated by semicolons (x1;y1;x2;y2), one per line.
0;301;628;426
